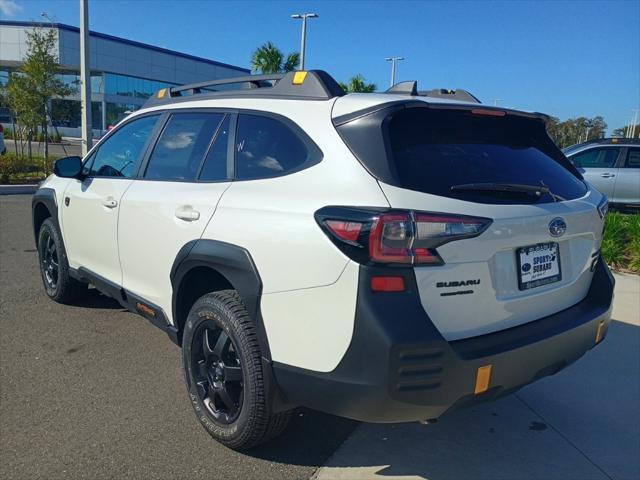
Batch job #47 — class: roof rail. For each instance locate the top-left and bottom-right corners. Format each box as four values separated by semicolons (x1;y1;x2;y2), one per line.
144;70;345;107
385;81;481;103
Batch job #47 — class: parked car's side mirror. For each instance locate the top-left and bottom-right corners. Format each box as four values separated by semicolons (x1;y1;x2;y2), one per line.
53;156;83;178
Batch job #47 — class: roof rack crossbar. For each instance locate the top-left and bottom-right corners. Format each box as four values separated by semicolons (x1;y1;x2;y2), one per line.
145;70;345;107
169;74;284;96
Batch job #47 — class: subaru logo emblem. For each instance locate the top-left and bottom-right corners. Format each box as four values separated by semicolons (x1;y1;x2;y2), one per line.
548;217;567;237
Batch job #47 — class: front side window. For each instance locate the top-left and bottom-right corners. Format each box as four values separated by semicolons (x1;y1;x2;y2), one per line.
144;112;224;181
235;114;311;180
624;147;640;168
572;147;620;168
88;115;159;178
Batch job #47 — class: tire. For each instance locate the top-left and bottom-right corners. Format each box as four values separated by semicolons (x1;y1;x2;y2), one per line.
182;290;291;450
37;218;87;303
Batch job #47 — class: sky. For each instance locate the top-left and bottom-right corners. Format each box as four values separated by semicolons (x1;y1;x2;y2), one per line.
1;0;639;131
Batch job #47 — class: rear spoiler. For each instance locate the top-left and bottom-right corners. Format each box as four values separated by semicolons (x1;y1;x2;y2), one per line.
332;99;550;127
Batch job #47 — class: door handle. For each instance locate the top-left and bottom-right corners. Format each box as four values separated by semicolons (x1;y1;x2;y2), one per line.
102;198;118;208
175;207;200;221
600;173;615;178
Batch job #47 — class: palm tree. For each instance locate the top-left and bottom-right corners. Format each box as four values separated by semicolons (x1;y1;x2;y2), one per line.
338;74;377;93
251;42;300;74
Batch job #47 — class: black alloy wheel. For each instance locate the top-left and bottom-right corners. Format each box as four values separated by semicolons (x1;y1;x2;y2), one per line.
191;321;244;424
40;230;59;290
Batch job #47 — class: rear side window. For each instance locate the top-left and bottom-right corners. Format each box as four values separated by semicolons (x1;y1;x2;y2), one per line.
571;147;619;169
145;112;224;181
234;114;312;180
625;147;640;168
338;106;586;204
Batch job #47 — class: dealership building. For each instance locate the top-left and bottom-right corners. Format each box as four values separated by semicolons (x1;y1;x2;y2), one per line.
0;20;249;137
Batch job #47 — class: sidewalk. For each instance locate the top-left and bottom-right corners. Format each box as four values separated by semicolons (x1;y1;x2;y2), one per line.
314;273;640;480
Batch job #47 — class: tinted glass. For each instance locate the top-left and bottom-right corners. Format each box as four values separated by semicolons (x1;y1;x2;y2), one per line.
571;147;619;168
199;115;230;182
88;115;159;178
625;147;640;168
145;113;224;181
235;114;310;180
386;108;587;204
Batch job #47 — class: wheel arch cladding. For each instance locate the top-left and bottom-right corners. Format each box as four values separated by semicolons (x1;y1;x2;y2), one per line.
170;239;271;359
32;188;57;245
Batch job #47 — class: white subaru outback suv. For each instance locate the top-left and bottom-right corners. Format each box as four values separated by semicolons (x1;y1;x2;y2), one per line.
33;70;614;450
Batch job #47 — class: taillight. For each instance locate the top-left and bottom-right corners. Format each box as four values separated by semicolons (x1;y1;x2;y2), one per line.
369;213;413;263
316;207;492;266
325;220;363;243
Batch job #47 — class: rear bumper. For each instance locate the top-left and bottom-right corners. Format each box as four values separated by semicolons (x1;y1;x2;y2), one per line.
272;256;615;423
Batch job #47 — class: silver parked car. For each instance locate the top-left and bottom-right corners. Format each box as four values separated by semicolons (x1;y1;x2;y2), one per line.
564;138;640;210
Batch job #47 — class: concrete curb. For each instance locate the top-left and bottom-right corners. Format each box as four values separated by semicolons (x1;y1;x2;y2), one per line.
0;184;39;195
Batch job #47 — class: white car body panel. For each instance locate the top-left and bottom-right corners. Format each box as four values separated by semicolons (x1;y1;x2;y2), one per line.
260;261;359;372
61;177;133;285
117;180;231;323
379;182;604;340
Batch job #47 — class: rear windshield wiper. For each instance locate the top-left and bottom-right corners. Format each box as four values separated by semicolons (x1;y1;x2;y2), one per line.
451;182;567;202
450;182;550;198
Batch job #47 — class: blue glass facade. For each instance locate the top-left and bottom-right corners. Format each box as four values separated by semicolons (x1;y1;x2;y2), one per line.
1;68;179;130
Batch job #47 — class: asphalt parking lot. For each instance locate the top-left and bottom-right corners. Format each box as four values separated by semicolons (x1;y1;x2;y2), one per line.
1;193;639;480
0;194;355;480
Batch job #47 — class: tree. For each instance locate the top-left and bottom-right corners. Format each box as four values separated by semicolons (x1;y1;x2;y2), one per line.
338;74;377;93
251;42;299;74
546;115;608;148
612;124;640;139
4;25;75;169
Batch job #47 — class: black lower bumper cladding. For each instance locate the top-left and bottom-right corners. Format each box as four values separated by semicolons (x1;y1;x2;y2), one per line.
272;257;614;423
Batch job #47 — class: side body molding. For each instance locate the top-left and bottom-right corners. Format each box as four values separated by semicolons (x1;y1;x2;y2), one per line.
170;239;271;359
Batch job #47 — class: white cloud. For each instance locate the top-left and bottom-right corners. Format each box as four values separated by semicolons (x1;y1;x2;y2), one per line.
0;0;23;17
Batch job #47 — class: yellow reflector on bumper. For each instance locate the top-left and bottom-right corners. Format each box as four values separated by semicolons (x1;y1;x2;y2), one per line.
595;320;605;344
474;365;492;394
293;71;308;85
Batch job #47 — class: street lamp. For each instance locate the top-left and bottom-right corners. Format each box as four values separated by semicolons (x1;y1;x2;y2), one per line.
79;0;92;155
385;57;404;87
291;13;318;70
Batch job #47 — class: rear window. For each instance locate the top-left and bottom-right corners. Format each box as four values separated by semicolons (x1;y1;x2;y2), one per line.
338;105;587;204
388;109;586;204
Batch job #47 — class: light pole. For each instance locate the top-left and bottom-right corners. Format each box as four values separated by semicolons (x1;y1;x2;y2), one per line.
40;12;54;163
291;13;318;70
385;57;404;87
80;0;92;155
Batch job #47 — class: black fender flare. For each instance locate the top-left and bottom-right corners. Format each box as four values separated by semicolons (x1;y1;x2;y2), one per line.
170;239;271;360
32;188;59;245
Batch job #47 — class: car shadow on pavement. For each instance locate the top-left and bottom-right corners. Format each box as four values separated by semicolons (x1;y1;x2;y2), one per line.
245;409;359;466
72;287;124;310
312;319;639;480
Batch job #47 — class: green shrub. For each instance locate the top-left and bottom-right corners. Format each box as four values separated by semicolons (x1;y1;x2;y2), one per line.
0;152;54;184
602;212;640;273
2;128;62;143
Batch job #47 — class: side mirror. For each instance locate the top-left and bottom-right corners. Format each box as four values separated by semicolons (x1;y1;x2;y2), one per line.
53;156;83;178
